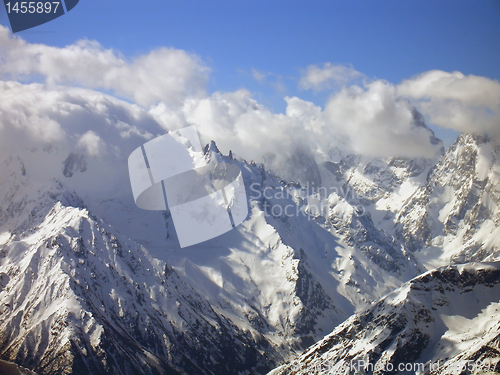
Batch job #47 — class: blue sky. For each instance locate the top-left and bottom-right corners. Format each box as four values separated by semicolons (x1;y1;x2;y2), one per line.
1;0;499;146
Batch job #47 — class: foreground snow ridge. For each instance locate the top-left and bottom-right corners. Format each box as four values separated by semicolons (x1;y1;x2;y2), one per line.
269;262;500;375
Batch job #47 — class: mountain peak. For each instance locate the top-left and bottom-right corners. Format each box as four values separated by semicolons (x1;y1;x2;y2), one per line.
205;140;221;154
411;107;445;153
456;132;492;147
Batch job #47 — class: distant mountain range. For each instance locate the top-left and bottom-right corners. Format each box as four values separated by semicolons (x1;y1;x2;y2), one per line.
0;102;499;374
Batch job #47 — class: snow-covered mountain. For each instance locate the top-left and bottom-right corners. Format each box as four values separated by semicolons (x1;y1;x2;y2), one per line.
268;262;500;375
308;131;500;270
266;133;500;374
0;160;281;374
0;133;429;374
395;133;500;268
0;82;498;375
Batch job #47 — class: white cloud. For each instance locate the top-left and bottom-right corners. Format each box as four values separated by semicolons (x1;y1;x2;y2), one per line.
150;90;322;183
324;81;442;158
0;25;209;107
149;81;442;184
250;69;287;94
397;70;500;137
0;28;479;187
252;69;266;83
0;81;163;197
299;63;363;91
77;131;103;157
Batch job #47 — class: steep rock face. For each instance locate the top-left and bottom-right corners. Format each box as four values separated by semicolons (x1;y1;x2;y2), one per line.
320;152;433;212
283;157;427;308
395;134;500;266
268;263;500;375
236;154;425;323
325;194;423;278
307;146;437;282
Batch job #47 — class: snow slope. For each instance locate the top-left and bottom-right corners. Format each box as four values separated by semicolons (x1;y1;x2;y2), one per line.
269;262;500;375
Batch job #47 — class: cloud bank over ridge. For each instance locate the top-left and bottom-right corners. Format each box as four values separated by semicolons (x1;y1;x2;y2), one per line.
0;25;498;188
398;70;500;138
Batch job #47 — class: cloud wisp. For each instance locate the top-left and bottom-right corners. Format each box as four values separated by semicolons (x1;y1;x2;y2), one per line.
299;63;363;91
